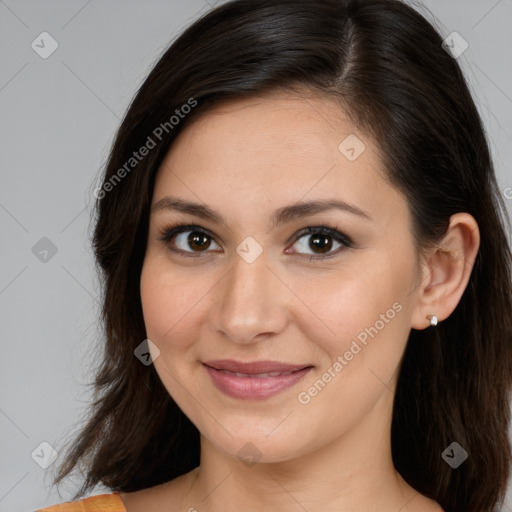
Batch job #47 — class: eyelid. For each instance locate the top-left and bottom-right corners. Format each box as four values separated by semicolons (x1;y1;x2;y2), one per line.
157;222;353;259
290;225;353;247
158;223;221;257
285;225;353;260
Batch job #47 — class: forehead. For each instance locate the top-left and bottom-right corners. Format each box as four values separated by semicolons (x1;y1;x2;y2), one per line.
152;92;408;231
173;92;359;170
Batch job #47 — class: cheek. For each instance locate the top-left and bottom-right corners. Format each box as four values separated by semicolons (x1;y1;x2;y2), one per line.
140;258;209;405
292;252;415;358
291;256;414;436
140;257;205;352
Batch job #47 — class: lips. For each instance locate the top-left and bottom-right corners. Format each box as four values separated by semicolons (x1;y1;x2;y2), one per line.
202;359;314;400
203;359;310;375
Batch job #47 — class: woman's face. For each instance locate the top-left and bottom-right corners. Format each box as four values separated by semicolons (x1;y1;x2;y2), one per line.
140;91;423;464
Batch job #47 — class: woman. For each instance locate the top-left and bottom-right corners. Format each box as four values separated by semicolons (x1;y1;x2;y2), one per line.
37;0;512;511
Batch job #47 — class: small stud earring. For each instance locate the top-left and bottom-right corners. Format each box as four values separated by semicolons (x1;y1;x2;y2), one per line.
427;314;438;327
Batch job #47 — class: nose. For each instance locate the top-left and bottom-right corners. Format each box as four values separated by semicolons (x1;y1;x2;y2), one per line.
209;249;289;345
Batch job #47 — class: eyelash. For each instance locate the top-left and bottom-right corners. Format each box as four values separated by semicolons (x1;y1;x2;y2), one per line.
157;222;354;261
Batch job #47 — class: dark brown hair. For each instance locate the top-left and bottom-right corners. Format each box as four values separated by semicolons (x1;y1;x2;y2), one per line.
51;1;512;510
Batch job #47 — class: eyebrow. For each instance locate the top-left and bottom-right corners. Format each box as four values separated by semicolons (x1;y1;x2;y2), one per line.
151;196;372;228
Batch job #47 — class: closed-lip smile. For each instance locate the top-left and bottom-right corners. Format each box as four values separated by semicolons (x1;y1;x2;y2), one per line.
202;359;314;399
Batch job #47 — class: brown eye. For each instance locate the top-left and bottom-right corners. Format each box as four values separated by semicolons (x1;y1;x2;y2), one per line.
172;230;220;253
187;232;212;251
289;226;352;259
308;234;333;254
159;224;222;255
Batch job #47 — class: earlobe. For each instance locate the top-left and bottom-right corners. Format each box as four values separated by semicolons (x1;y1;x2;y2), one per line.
411;213;480;330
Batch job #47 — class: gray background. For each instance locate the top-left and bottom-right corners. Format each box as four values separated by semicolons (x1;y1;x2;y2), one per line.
1;1;511;511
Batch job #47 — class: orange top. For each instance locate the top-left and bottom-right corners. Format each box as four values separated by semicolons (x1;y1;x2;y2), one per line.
35;491;127;511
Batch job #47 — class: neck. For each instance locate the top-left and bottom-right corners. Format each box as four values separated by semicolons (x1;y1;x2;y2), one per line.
177;390;422;512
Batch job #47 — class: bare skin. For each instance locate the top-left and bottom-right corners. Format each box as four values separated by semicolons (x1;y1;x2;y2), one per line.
120;469;443;512
121;90;479;512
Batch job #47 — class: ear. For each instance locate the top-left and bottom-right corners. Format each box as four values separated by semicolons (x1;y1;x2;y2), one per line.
411;213;480;330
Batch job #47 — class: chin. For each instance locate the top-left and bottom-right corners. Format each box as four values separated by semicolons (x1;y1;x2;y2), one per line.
200;418;318;466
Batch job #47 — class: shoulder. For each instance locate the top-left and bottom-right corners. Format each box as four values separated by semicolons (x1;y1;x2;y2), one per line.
119;469;199;512
35;491;126;512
